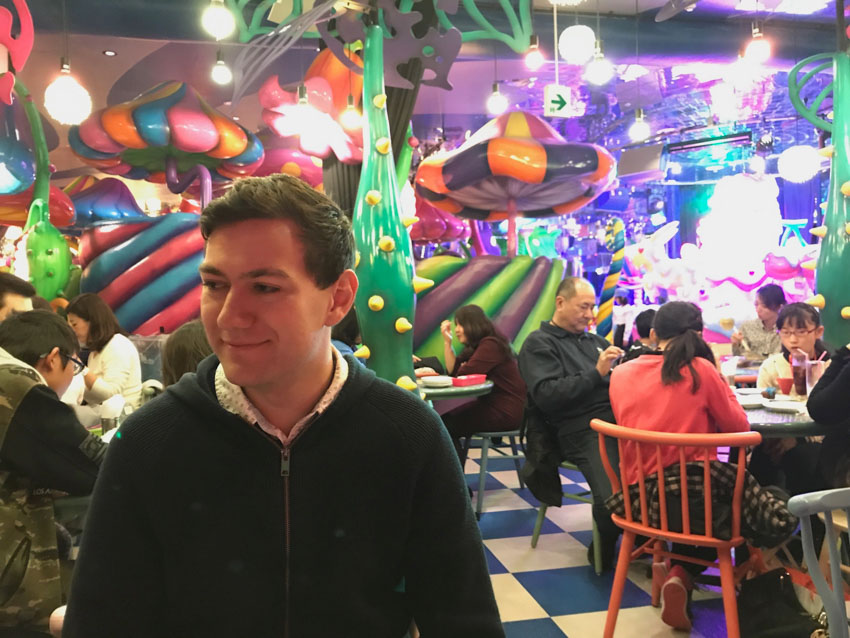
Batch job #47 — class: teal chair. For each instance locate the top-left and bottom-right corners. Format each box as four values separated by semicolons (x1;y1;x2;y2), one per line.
530;460;602;575
788;487;850;638
462;430;524;517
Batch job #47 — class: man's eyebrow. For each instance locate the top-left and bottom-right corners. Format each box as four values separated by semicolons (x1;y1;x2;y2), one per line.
198;265;291;280
241;268;291;280
199;264;224;276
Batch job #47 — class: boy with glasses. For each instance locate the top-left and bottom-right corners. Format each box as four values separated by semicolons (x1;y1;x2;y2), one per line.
0;310;107;632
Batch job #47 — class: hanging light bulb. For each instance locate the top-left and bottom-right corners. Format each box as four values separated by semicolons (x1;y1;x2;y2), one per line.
339;95;361;129
778;145;822;183
559;24;596;65
44;58;92;125
628;108;651;142
525;34;545;71
210;50;232;85
202;0;236;41
583;42;615;85
486;83;508;116
744;24;771;65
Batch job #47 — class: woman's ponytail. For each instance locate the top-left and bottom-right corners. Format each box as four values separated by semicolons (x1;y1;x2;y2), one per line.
654;301;716;393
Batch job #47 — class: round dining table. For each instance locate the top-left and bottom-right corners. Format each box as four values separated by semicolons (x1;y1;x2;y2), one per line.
746;406;845;438
417;380;494;415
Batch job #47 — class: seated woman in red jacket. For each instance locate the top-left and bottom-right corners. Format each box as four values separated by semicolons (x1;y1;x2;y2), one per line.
609;302;795;631
440;305;526;461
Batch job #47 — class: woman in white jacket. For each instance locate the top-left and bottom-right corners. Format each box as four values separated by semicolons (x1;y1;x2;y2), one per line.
66;293;142;412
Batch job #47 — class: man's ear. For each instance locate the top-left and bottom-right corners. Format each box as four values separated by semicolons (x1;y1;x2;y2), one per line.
325;269;358;327
649;328;658;343
34;346;60;375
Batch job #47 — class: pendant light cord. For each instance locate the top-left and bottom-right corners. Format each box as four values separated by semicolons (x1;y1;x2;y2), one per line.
553;4;559;86
61;0;69;66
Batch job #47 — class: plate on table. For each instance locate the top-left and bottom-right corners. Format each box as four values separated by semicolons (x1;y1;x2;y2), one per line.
735;388;763;396
760;399;806;414
737;395;763;409
421;375;453;388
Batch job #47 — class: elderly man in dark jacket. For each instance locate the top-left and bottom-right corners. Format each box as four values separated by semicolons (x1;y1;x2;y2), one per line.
519;277;623;570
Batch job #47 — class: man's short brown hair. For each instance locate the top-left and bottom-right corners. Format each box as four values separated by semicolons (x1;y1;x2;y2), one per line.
199;175;355;289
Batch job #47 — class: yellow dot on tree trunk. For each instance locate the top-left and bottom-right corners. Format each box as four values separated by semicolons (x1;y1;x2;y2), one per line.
368;295;385;311
378;236;395;252
810;225;827;238
394;317;413;333
375;137;391;155
806;294;826;309
412;276;434;294
396;376;417;391
353;345;371;359
365;190;382;206
372;94;387;109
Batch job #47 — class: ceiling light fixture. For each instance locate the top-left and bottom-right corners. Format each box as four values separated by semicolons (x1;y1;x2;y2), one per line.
340;95;362;130
102;49;117;57
548;0;585;5
584;42;615;85
744;23;771;65
559;24;596;65
202;0;236;41
525;34;545;71
486;82;508;116
627;0;651;142
583;0;616;86
44;0;92;125
629;108;651;142
778;145;822;183
210;49;232;84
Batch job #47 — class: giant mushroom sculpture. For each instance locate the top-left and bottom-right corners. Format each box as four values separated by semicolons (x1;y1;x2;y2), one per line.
68;82;265;210
415;111;616;256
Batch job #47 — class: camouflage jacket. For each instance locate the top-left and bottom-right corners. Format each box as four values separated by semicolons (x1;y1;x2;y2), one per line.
0;364;62;628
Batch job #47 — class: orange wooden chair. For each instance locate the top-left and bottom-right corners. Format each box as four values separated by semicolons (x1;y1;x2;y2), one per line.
590;418;764;638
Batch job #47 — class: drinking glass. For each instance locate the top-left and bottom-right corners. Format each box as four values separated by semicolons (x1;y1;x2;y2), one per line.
806;360;826;396
720;356;740;387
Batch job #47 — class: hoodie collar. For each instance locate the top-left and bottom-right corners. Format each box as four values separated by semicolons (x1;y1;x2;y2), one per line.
0;346;47;385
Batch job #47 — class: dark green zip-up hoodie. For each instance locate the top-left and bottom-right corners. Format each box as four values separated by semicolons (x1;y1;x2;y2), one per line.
64;354;503;638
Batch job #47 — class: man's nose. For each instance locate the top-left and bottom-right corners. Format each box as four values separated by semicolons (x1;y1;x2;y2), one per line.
217;290;252;329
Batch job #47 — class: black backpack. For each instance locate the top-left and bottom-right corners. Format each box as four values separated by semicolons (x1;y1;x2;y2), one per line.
738;568;825;638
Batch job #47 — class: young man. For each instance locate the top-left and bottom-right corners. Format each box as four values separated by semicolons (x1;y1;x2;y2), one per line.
64;175;503;638
0;272;35;321
0;310;107;631
621;308;657;363
518;277;623;570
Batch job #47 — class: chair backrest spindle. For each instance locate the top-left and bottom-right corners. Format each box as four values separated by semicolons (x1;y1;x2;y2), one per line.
702;448;712;538
635;442;649;526
678;447;690;535
656;444;668;532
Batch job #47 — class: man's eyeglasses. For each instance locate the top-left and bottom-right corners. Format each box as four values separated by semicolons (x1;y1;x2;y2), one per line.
778;328;816;338
39;351;85;375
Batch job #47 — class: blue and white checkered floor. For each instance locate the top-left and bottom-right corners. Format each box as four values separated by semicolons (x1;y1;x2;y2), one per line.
464;446;729;638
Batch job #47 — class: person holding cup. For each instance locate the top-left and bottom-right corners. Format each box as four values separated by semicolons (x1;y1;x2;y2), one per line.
751;303;829;495
757;303;829;398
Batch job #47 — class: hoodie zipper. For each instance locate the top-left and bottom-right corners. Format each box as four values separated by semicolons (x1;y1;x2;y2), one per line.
280;445;291;638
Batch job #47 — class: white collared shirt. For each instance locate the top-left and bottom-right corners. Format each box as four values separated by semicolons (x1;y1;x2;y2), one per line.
215;346;349;446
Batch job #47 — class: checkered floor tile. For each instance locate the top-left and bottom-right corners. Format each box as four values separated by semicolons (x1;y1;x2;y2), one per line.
464;443;726;637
